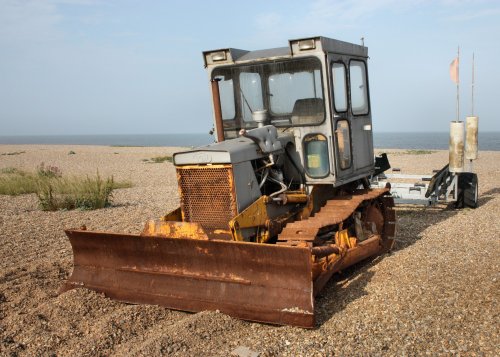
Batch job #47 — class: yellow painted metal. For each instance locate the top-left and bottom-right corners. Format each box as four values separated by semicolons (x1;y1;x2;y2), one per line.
335;227;357;249
142;220;208;240
297;193;314;221
229;196;270;242
229;193;306;243
278;192;308;204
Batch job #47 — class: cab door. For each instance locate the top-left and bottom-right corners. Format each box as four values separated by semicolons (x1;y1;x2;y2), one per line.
348;59;374;173
329;55;373;182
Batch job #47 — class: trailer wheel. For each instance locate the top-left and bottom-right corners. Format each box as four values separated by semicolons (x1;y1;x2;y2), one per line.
456;173;478;208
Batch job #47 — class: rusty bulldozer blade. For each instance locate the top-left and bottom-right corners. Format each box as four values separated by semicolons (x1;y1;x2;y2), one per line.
61;229;315;328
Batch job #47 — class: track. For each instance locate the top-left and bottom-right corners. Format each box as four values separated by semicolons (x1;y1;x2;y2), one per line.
277;188;396;247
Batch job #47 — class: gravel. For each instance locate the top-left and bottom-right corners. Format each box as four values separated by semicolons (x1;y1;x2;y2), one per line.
1;145;499;356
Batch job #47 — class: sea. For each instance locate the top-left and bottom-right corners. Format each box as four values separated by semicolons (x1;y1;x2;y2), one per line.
0;132;499;151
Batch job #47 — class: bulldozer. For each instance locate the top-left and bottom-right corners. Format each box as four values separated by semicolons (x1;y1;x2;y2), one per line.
61;36;396;328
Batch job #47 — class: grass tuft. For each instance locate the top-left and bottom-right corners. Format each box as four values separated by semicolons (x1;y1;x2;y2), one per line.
37;173;122;211
1;167;24;175
390;149;437;155
37;162;62;178
144;155;173;164
405;149;436;155
0;169;39;195
0;165;132;210
1;151;26;156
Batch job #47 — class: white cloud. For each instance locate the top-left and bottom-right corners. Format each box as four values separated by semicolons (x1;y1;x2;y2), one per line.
0;0;101;45
249;0;427;47
443;6;500;21
0;0;62;43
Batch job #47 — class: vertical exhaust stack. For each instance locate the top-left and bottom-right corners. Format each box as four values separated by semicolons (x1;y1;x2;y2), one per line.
211;78;225;142
449;121;465;173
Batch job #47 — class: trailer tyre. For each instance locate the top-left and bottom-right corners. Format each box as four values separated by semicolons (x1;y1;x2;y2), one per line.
456;173;478;208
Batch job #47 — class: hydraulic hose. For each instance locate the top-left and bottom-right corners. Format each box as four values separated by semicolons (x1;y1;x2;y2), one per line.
259;168;269;189
269;177;288;198
285;148;305;186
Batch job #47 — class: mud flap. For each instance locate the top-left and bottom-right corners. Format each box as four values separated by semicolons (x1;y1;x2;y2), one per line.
61;230;315;328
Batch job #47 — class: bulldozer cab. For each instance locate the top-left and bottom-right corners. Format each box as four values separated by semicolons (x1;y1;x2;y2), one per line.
204;36;375;184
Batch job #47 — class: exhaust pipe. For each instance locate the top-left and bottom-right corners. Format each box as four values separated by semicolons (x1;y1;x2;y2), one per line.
211;78;225;142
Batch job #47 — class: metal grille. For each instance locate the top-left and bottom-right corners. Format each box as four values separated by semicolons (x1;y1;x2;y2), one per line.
177;165;237;231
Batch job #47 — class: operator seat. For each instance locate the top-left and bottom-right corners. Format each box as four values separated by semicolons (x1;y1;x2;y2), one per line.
290;98;325;125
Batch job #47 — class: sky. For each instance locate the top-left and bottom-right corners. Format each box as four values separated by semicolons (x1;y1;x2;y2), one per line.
0;0;499;135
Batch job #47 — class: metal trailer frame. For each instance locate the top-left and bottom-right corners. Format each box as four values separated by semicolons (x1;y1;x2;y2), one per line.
371;166;466;206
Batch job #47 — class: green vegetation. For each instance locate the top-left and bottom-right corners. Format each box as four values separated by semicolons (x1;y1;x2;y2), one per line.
0;168;39;195
1;151;26;156
37;162;62;178
1;167;23;174
405;149;436;155
37;173;132;211
143;155;173;164
389;149;437;155
0;164;132;211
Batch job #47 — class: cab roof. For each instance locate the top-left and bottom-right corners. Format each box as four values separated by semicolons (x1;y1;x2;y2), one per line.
203;36;368;67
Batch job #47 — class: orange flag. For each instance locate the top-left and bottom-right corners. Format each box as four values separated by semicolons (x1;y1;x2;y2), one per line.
450;57;459;84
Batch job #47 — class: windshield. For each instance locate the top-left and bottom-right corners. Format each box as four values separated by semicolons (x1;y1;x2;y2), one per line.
212;57;324;129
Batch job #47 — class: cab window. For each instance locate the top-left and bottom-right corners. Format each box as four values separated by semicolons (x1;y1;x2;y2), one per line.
304;134;330;178
215;75;235;120
239;72;264;122
212;57;325;129
335;120;352;169
331;62;347;112
349;60;369;115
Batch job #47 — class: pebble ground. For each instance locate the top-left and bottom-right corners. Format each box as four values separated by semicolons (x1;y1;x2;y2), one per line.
0;145;498;356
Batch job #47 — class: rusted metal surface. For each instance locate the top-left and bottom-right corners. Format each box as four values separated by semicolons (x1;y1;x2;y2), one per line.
313;235;382;296
363;204;384;236
211;78;225;142
310;244;341;258
312;255;346;296
62;188;397;328
336;235;382;271
275;188;396;298
278;188;389;243
177;165;236;239
62;229;315;328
